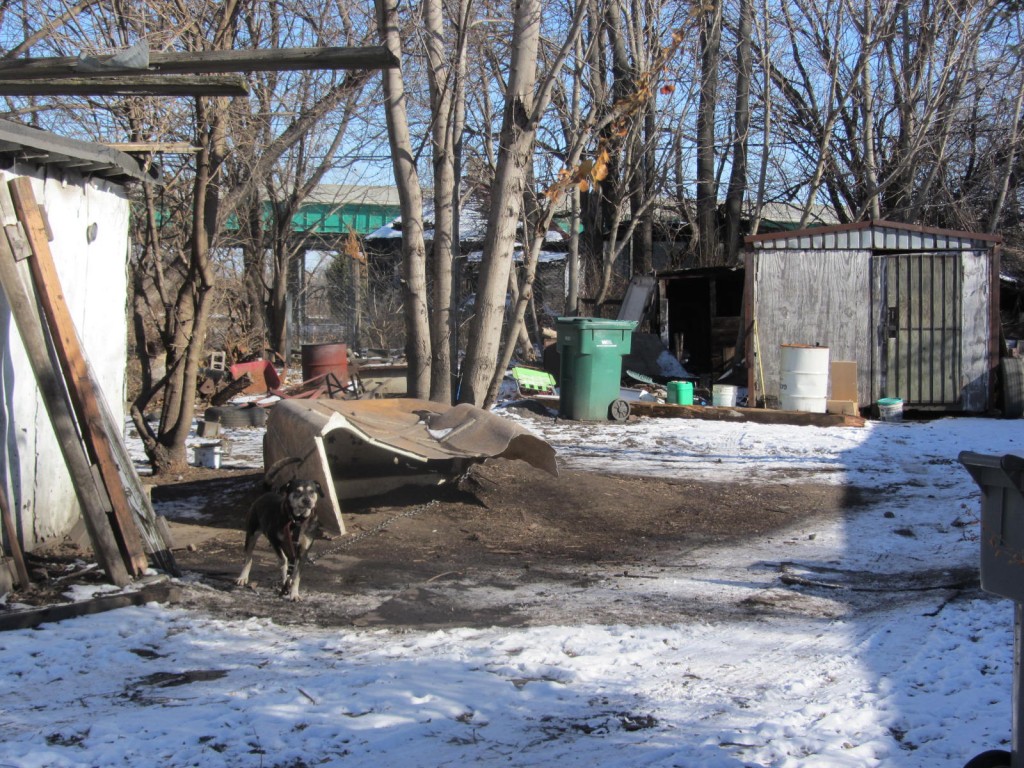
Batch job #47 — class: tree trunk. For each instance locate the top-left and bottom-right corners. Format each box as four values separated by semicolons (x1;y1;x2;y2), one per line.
696;0;723;266
860;0;881;220
424;0;467;404
724;0;752;263
567;187;581;315
154;103;223;474
376;0;431;398
458;0;542;407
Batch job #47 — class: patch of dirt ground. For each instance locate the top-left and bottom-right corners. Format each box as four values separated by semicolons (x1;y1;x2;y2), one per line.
136;458;878;629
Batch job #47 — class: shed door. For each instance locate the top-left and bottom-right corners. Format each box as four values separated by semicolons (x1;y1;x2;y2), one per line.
876;252;961;406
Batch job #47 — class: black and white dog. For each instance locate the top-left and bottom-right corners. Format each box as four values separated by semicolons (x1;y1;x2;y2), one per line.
235;478;324;601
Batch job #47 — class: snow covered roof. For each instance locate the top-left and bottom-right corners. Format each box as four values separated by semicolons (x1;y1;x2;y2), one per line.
368;197;572;254
745;201;841;228
365;195;489;242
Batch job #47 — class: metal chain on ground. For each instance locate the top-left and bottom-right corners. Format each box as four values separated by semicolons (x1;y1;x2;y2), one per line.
307;500;439;564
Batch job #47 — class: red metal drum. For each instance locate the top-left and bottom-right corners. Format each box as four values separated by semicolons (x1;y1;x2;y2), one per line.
301;343;348;384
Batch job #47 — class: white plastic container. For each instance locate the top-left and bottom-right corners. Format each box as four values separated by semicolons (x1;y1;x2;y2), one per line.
877;397;903;422
712;384;737;407
194;443;222;469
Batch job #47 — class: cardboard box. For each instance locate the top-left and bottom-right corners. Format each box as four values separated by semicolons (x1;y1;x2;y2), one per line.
830;361;858;404
826;399;859;416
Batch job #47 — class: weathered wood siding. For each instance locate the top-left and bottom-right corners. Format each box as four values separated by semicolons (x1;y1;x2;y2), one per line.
747;221;997;413
753;249;872;406
960;250;991;411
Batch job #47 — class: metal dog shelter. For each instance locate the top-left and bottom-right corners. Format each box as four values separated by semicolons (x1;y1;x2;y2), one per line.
743;220;1001;412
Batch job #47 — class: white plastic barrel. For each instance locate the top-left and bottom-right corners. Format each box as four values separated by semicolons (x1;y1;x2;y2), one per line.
780;344;829;413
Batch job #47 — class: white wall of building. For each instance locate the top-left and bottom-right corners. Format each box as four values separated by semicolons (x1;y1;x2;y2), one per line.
0;167;130;549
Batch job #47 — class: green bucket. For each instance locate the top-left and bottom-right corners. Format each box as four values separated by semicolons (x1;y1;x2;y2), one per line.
667;380;694;405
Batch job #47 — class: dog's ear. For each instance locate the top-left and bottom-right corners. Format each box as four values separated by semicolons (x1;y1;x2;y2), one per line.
314;481;324;497
280;479;294;495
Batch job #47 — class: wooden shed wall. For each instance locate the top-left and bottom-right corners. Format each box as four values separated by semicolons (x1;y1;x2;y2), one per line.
751;249;872;406
750;246;993;411
957;250;991;411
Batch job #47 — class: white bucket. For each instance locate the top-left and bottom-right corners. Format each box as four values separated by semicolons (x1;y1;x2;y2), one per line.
877;398;903;422
780;344;829;413
712;384;737;407
194;443;222;469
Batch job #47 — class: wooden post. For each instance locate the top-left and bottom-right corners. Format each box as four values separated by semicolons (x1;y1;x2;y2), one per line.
8;178;177;576
0;227;131;586
0;484;30;589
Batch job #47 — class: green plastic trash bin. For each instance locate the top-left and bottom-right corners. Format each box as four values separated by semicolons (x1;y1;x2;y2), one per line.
556;317;637;420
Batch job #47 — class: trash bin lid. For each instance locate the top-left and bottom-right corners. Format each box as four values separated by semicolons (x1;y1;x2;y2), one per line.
555;317;638;331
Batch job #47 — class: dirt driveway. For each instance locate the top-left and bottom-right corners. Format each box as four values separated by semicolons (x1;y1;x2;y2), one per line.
153;456;882;629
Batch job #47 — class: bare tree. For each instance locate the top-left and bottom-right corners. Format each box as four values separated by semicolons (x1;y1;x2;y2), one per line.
375;0;431;399
457;0;545;406
695;0;723;266
421;0;470;403
15;0;387;473
459;0;597;407
723;0;752;262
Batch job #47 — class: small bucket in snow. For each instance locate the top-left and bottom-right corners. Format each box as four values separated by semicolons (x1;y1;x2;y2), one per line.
876;397;903;422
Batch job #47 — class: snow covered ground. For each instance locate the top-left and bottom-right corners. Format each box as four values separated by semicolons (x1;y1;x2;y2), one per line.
3;411;1024;767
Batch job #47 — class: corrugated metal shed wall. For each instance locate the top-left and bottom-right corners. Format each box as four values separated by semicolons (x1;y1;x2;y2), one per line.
750;223;996;253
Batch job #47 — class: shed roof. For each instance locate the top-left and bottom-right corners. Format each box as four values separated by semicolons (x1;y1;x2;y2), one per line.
0;120;156;184
745;219;1001;252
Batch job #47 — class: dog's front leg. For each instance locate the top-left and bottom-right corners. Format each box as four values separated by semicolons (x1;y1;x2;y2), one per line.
235;557;254;587
235;530;260;587
284;558;304;601
277;552;291;594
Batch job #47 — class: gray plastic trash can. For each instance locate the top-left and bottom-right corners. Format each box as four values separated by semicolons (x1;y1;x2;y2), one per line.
959;451;1024;768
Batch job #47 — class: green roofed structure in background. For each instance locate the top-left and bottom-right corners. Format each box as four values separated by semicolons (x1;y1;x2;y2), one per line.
157;184;402;238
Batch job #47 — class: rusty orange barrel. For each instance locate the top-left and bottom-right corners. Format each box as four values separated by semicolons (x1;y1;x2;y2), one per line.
301;343;348;383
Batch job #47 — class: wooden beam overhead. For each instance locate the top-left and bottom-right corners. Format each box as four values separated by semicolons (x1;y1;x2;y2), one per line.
0;46;398;80
0;75;250;97
104;142;200;154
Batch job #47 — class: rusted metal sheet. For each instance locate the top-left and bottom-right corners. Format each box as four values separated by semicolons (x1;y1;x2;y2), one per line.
264;398;558;537
229;360;281;394
353;363;408;396
272;372;348;400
